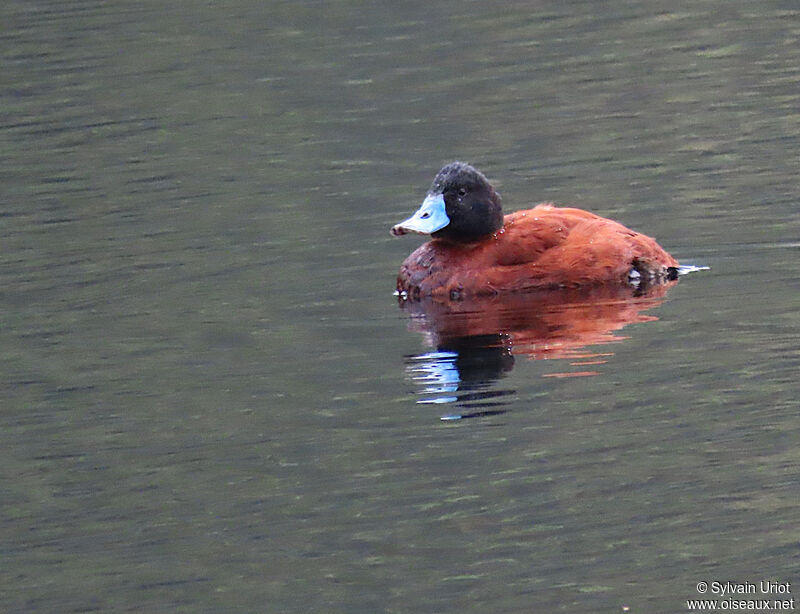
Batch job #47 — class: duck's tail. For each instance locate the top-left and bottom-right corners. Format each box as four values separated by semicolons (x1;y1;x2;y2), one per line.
675;264;710;276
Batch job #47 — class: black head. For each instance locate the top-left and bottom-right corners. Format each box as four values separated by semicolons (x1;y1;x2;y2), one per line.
429;162;504;243
391;162;504;243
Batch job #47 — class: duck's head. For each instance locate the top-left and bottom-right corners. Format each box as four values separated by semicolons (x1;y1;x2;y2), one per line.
391;162;504;243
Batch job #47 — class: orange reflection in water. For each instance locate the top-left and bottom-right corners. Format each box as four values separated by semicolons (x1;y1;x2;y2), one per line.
401;282;676;384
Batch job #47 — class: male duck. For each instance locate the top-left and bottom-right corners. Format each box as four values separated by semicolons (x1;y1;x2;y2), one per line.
392;162;678;299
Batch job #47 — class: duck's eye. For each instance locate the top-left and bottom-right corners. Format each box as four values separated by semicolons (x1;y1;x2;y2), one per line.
420;212;430;218
457;188;467;197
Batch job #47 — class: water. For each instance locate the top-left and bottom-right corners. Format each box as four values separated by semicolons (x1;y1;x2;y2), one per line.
2;1;799;612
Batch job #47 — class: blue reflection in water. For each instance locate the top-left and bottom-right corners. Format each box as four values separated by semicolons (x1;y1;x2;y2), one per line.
404;334;517;420
408;351;460;404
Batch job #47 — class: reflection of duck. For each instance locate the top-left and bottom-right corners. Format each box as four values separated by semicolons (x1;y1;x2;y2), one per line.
401;285;675;415
392;162;679;300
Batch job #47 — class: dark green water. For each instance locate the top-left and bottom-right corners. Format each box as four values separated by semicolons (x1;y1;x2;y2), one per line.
2;1;799;612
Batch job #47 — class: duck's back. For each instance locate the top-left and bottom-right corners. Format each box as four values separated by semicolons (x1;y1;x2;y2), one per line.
397;204;678;299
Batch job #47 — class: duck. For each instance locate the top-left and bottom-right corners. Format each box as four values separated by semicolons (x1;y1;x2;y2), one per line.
391;162;679;300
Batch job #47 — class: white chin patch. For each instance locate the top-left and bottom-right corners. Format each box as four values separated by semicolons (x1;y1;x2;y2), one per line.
390;194;450;236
